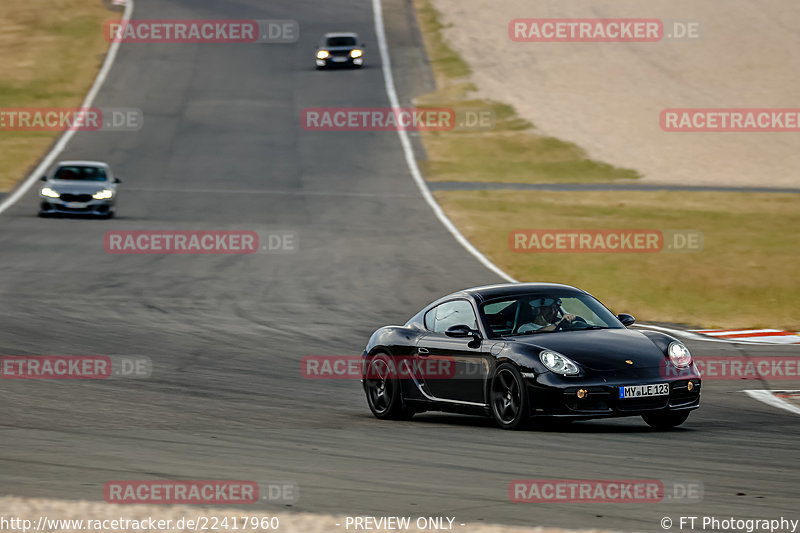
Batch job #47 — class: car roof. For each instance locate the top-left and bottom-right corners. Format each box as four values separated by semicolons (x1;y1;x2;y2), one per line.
323;32;359;39
460;282;587;303
56;160;109;167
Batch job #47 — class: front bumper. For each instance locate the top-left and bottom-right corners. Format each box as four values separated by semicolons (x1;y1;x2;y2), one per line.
316;56;363;67
40;198;114;216
525;370;701;418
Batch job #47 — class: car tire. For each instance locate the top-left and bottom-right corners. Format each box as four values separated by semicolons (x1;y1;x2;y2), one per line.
365;353;414;421
490;363;529;430
642;411;690;430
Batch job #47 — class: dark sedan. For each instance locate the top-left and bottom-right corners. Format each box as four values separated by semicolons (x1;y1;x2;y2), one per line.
362;283;701;430
315;32;364;69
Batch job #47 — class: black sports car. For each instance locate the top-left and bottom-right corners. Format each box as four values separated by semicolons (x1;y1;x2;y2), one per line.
361;283;701;430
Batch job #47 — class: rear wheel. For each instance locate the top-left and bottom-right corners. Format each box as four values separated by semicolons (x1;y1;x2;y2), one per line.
364;354;414;420
490;363;529;430
642;411;690;430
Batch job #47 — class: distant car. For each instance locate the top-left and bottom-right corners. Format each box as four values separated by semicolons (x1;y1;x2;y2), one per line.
362;283;701;430
38;161;121;218
315;32;364;69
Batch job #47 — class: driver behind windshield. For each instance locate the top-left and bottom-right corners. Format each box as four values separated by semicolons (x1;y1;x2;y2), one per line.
517;297;578;333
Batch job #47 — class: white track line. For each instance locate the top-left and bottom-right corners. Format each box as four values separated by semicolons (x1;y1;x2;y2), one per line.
636;323;800;345
0;0;135;216
743;390;800;416
371;0;515;283
695;329;782;335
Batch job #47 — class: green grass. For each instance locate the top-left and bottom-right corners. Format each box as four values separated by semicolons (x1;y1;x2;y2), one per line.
413;0;471;80
419;133;640;183
435;190;800;330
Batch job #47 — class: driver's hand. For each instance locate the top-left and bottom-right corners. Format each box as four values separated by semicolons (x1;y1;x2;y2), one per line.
562;313;577;323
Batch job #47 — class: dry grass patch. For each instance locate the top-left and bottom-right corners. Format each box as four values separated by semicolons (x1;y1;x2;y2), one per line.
435;190;800;330
0;0;118;191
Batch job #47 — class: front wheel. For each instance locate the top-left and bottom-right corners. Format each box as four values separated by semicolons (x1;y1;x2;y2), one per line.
490;363;529;430
642;411;690;430
364;354;414;420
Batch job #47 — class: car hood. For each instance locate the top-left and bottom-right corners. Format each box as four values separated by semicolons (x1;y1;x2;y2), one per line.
46;181;110;194
509;328;667;370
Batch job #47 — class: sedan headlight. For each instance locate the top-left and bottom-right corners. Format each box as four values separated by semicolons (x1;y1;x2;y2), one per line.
539;350;580;375
92;189;114;200
350;49;363;58
668;341;692;368
316;50;329;59
40;187;60;198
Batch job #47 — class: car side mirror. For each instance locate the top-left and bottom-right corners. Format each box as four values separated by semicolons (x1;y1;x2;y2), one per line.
113;177;122;183
617;313;635;327
40;175;48;181
445;324;481;340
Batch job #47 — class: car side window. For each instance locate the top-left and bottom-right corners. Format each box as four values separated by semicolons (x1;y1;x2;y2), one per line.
559;297;604;325
483;299;517;336
427;300;478;334
424;308;437;330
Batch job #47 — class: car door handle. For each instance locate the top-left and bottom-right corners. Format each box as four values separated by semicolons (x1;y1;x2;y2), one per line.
418;347;430;356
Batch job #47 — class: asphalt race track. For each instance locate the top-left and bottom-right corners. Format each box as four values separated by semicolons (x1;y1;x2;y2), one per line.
0;0;798;530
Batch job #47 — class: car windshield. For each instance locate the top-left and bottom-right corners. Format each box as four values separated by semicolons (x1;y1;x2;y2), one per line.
481;292;623;337
53;166;107;181
325;36;357;47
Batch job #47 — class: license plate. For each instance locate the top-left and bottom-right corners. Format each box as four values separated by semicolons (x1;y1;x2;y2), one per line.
66;202;87;208
331;57;347;62
619;383;669;399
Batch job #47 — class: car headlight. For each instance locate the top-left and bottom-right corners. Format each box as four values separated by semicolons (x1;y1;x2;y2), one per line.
92;189;114;200
350;49;363;58
40;187;60;198
668;342;692;368
539;350;580;375
316;50;329;59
